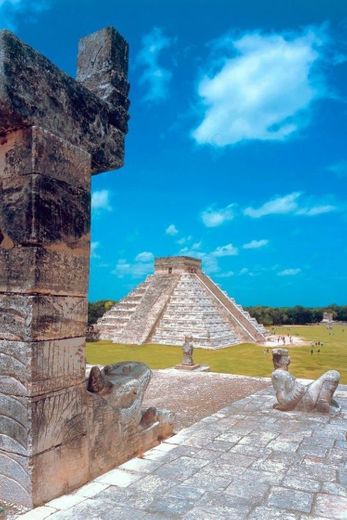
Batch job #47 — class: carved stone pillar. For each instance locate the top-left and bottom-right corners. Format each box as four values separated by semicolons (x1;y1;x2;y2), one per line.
0;27;129;507
0;126;91;506
0;27;173;510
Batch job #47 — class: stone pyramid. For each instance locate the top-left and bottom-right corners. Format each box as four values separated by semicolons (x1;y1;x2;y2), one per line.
97;256;268;349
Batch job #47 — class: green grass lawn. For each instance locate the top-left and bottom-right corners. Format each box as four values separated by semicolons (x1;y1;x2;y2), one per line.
86;324;347;384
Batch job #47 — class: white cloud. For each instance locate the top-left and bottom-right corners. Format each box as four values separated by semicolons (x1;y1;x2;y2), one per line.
296;204;336;216
243;239;269;249
191;241;202;250
201;203;235;227
211;243;238;257
91;190;112;212
244;192;337;218
192;26;330;147
278;268;302;276
201;254;220;274
178;241;238;275
135;251;154;262
327;160;347;178
244;192;301;218
91;241;100;259
165;224;178;236
215;270;234;278
113;254;154;279
177;235;193;245
137;27;173;102
0;0;49;29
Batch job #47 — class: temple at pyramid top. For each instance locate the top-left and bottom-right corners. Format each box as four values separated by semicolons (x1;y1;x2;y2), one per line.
155;256;201;273
97;256;268;349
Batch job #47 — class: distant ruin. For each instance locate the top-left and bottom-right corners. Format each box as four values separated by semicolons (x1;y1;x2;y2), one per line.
97;256;268;347
322;311;334;324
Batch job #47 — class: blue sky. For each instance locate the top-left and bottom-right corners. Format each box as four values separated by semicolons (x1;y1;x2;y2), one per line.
4;0;347;306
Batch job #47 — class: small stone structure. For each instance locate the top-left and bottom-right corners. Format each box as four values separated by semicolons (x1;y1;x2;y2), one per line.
322;312;334;324
0;27;173;509
175;335;201;371
271;349;340;413
97;256;268;348
182;335;195;366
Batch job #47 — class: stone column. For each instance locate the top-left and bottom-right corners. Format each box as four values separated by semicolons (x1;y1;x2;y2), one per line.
0;26;129;507
0;127;91;506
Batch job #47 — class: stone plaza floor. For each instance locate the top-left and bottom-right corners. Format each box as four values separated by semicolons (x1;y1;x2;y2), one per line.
15;383;347;520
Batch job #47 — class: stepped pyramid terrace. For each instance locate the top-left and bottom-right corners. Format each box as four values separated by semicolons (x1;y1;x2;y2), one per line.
97;256;268;348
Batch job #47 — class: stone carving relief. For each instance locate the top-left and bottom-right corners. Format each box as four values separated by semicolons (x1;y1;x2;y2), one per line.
271;348;340;414
182;335;194;366
87;362;161;428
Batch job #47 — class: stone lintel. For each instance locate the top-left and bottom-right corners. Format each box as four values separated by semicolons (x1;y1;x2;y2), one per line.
77;26;129;102
0;29;129;173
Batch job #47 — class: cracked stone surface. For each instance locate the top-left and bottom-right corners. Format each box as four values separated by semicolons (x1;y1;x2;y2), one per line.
10;383;347;519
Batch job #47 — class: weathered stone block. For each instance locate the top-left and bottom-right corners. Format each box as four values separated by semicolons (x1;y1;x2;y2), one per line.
77;26;129;131
0;384;86;456
0;294;87;341
0;127;91;188
0;174;90;248
0;246;89;296
85;363;174;480
0;434;89;507
32;434;89;506
0;30;128;173
0;448;33;506
0;337;85;397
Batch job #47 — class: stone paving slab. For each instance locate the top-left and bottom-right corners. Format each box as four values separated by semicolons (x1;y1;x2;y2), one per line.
11;384;347;519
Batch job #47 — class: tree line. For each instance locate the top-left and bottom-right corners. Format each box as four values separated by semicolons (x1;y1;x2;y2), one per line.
88;301;347;327
245;305;347;326
88;300;117;325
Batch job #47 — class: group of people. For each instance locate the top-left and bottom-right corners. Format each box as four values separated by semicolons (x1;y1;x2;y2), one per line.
310;340;324;356
275;335;293;345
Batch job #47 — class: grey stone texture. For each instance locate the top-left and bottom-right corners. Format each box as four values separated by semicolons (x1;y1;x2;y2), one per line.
12;384;347;519
0;27;173;509
97;256;267;347
271;349;340;413
0;27;128;173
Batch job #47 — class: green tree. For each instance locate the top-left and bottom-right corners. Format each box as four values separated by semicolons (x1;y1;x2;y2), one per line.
88;300;117;325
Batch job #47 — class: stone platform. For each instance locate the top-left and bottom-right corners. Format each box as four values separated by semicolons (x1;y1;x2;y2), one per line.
174;364;210;372
11;383;347;519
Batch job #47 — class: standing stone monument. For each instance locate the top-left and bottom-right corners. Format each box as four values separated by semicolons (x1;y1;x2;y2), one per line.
175;336;210;372
175;335;199;370
0;27;172;509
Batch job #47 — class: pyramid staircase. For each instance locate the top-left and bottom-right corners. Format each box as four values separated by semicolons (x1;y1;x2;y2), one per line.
149;273;240;348
97;273;180;343
96;256;268;348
